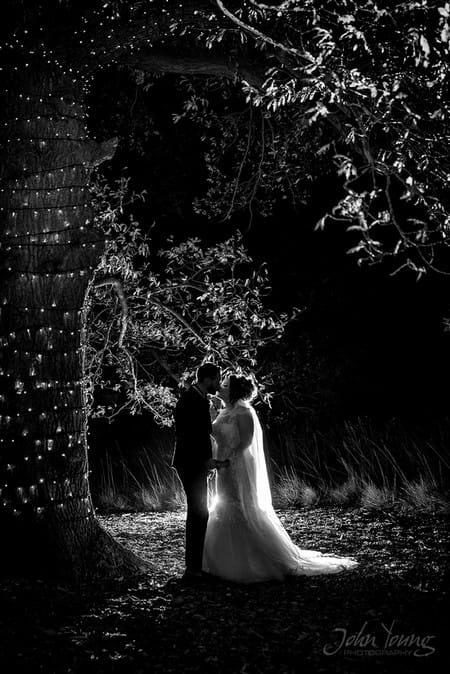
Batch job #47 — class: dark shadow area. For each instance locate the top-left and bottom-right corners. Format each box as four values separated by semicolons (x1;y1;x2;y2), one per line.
1;508;448;673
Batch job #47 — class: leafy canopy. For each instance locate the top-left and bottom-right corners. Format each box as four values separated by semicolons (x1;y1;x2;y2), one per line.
86;175;290;425
170;1;450;277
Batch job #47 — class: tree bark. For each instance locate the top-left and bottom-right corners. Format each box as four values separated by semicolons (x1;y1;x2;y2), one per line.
0;2;263;583
122;49;265;87
0;69;149;581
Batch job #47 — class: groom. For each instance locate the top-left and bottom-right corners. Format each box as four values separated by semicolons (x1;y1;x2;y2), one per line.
172;363;228;579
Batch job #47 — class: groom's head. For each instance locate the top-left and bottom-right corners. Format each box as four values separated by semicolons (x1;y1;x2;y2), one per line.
196;362;221;395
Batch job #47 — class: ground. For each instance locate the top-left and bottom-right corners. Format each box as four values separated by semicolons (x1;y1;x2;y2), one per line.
0;507;449;673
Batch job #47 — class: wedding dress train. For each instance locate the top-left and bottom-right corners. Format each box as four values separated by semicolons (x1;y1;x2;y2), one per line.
202;401;359;583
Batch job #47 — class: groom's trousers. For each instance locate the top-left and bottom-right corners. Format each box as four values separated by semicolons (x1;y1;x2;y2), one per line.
177;469;209;572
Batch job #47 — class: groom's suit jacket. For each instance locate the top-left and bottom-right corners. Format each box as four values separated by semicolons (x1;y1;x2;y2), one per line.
171;385;213;478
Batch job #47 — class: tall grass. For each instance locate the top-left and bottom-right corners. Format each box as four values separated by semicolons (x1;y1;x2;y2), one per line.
268;417;450;512
96;451;186;512
92;422;186;512
92;416;450;514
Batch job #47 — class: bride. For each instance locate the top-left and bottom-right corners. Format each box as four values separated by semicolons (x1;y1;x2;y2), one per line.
202;374;359;583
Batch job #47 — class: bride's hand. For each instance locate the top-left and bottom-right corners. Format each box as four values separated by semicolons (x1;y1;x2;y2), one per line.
215;459;230;471
205;458;230;471
209;395;224;420
210;394;224;409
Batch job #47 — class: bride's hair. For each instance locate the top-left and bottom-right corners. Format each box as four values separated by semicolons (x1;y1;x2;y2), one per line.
229;374;257;405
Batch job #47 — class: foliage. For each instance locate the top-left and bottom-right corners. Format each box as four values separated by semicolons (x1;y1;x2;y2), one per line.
84;174;291;424
171;76;333;224
259;332;344;427
168;1;450;278
4;1;449;279
5;0;449;420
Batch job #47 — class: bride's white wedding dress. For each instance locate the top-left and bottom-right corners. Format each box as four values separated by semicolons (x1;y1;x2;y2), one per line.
202;400;359;583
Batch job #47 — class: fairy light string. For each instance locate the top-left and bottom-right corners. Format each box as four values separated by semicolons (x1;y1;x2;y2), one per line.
0;1;212;523
0;67;95;523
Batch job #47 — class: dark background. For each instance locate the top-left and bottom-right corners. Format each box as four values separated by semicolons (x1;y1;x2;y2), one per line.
87;68;450;430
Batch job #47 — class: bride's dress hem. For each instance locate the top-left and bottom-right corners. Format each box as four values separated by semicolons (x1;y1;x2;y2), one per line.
202;559;359;585
203;401;359;584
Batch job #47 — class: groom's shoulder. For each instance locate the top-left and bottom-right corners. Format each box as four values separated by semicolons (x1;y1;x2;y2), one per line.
177;384;210;403
177;386;197;405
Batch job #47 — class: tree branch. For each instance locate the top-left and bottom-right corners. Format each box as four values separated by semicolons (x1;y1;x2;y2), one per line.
147;297;208;347
72;1;214;70
215;0;315;65
87;137;118;168
94;276;128;347
54;2;267;87
248;0;298;11
120;49;265;88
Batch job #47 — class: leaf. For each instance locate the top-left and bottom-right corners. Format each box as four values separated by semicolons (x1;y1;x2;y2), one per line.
419;34;430;56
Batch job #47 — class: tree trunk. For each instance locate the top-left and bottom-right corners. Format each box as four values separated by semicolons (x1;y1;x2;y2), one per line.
0;69;149;581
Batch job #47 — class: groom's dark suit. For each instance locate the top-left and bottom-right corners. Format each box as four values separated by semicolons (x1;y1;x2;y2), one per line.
171;384;213;572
